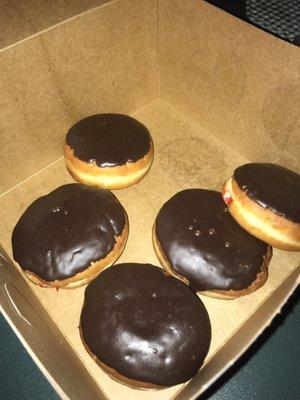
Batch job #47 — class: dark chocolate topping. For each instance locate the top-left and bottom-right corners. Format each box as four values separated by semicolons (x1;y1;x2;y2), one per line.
234;163;300;223
12;184;126;281
80;263;211;386
66;114;152;167
155;189;269;291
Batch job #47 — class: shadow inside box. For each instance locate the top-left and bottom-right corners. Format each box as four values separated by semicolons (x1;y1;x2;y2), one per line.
199;285;300;400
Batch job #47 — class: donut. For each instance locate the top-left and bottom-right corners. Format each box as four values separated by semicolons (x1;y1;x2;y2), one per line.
153;189;272;299
222;163;300;251
64;114;154;189
11;184;128;289
80;263;211;388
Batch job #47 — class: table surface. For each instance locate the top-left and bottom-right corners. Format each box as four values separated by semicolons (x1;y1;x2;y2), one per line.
0;286;299;400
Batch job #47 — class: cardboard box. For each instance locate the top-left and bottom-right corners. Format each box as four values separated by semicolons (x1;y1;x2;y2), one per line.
0;1;299;399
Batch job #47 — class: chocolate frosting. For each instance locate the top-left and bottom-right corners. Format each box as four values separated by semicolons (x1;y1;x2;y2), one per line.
66;114;152;167
234;163;300;223
155;189;269;291
12;184;126;281
80;263;211;386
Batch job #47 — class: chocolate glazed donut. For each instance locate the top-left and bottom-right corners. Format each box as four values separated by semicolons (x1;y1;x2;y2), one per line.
234;163;300;222
80;263;211;388
66;114;151;167
222;163;300;251
153;189;272;299
12;184;128;289
64;114;154;189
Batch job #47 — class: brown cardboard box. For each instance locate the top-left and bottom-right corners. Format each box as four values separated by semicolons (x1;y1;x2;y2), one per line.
0;1;299;399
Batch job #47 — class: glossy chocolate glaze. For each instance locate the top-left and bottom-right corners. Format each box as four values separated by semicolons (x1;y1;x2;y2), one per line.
80;263;211;386
234;163;300;223
66;114;152;167
12;184;126;281
155;189;269;291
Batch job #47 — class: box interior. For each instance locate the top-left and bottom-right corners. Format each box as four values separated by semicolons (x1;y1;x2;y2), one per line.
0;1;299;399
160;0;300;170
0;0;110;49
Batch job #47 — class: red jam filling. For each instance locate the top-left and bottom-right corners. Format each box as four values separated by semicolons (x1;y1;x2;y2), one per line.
222;191;233;205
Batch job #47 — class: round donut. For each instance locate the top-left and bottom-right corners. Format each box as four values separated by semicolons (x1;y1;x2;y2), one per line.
80;263;211;388
222;163;300;251
64;114;154;189
153;189;272;299
12;184;128;289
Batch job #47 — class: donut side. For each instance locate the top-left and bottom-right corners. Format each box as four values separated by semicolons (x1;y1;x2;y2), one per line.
222;177;300;251
152;223;271;300
24;219;128;289
64;141;154;189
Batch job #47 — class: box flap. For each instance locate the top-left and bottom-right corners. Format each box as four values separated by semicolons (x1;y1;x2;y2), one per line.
0;245;106;400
